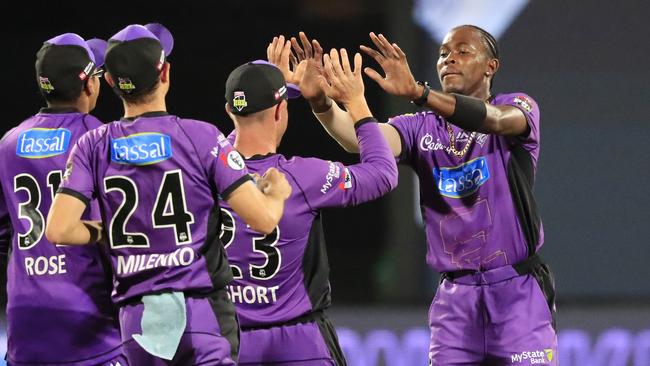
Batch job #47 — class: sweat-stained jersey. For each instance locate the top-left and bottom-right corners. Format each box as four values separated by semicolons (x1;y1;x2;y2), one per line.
59;112;252;304
220;120;396;328
0;108;123;365
388;92;542;272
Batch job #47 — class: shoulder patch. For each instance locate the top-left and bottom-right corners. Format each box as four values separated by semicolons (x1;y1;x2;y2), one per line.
513;95;533;113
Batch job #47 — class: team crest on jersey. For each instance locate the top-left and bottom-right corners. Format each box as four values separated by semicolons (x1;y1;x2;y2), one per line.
513;95;533;112
233;91;248;111
226;150;245;170
111;133;172;165
432;156;490;198
16;128;71;158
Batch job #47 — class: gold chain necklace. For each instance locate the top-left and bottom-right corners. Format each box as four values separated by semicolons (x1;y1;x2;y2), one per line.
445;94;491;158
446;121;476;158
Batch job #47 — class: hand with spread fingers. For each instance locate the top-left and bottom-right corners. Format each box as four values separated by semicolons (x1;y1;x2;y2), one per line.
320;48;372;122
267;35;305;85
360;32;420;100
290;32;328;108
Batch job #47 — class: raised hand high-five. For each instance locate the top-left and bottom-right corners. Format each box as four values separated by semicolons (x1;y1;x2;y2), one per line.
267;35;305;85
320;48;372;122
360;32;420;100
290;32;327;106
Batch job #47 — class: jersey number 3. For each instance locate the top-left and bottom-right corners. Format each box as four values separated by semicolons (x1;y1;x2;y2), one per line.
219;208;281;280
13;171;62;249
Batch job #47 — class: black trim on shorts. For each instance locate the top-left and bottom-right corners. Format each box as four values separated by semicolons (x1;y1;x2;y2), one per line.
531;261;558;330
204;288;240;363
316;312;348;366
56;187;90;206
221;174;253;200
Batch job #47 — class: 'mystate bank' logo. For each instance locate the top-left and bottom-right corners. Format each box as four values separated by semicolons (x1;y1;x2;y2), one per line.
432;157;490;198
111;133;172;165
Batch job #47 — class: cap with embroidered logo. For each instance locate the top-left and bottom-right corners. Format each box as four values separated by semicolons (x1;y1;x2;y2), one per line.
225;60;301;116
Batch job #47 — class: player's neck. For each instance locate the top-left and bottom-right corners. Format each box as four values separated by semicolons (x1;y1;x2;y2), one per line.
122;99;167;119
233;126;277;159
46;99;88;114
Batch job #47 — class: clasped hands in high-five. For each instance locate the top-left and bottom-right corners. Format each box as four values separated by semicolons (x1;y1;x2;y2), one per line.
267;31;419;121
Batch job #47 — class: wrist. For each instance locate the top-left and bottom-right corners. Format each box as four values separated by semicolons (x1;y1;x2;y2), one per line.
410;82;424;100
345;97;372;122
411;81;430;107
308;94;332;113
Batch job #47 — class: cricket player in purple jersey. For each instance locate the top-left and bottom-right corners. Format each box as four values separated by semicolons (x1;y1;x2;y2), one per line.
219;37;397;365
299;26;557;365
45;24;291;366
0;34;127;365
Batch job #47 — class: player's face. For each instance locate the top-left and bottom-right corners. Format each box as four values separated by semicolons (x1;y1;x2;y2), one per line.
436;27;492;96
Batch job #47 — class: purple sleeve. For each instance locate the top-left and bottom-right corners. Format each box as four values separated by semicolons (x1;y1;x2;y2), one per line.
498;93;541;159
197;125;251;199
284;119;398;209
387;113;424;163
227;129;236;145
58;132;96;205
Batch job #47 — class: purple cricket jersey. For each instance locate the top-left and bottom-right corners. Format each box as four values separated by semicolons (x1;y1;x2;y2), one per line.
389;92;542;272
219;120;397;328
59;112;252;304
0;108;123;365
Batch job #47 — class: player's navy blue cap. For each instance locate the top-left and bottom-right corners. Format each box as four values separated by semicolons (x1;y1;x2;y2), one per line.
225;60;301;116
105;23;174;95
35;33;107;97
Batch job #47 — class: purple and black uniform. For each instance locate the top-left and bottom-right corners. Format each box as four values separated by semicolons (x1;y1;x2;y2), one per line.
389;93;557;365
220;119;397;365
59;112;251;365
0;109;125;366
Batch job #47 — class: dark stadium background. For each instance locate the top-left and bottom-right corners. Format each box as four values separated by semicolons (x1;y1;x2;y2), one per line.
1;1;649;365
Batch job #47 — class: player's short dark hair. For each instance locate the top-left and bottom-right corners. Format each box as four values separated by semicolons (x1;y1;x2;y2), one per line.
39;82;83;104
112;78;160;105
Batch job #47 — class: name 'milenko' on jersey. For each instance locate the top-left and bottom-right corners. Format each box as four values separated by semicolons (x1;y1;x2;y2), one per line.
433;156;490;198
111;132;172;165
16;128;71;158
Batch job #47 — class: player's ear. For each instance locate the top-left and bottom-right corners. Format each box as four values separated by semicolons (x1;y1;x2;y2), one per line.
225;103;235;120
274;100;286;122
486;57;499;77
160;62;170;83
82;78;94;96
104;72;116;88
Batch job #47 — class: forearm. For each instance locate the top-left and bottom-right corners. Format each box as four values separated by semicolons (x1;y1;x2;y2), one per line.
422;89;523;135
45;220;97;245
344;120;398;205
258;194;285;232
312;100;361;153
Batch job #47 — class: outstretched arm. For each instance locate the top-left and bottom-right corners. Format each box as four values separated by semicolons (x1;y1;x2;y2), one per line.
282;32;402;156
287;47;398;208
361;32;528;136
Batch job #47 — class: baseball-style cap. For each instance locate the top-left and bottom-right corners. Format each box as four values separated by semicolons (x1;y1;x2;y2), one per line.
105;23;174;95
35;33;107;98
225;60;301;116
